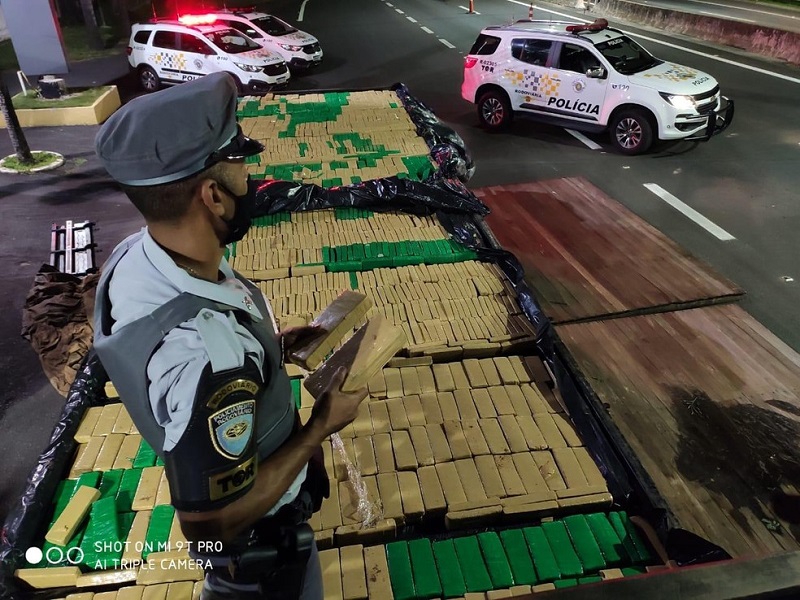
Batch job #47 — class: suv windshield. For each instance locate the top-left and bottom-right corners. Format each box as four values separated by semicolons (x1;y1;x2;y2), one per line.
595;35;662;75
204;29;261;53
251;16;297;37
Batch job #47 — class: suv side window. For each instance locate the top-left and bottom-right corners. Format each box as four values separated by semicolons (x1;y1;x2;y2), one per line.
557;43;601;74
179;33;214;55
152;30;179;50
220;19;260;38
511;39;552;66
133;30;151;44
469;34;501;56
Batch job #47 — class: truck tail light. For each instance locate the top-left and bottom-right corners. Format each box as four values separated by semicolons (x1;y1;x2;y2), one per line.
464;57;478;69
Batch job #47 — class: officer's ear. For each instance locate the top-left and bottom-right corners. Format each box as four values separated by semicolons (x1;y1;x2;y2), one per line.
197;178;227;218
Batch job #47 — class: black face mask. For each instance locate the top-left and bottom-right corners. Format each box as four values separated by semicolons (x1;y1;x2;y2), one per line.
216;176;256;246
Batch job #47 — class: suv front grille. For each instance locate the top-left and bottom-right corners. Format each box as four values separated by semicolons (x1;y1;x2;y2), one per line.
263;62;288;76
303;43;320;54
693;85;719;102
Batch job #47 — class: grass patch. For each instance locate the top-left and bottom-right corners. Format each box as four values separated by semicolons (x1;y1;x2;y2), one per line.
1;151;62;172
11;86;112;110
0;25;123;72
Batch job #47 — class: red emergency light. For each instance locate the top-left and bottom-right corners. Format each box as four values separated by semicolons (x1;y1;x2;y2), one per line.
178;14;217;26
566;18;608;33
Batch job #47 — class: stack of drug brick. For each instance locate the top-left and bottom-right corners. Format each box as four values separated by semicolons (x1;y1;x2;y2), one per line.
237;90;436;187
14;391;205;599
229;210;539;358
319;512;655;600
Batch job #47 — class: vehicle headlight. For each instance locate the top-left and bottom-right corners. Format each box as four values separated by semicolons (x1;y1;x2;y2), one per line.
660;93;695;110
233;62;261;72
279;44;303;52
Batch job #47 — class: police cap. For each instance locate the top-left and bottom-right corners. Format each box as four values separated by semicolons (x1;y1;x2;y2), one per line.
95;73;264;186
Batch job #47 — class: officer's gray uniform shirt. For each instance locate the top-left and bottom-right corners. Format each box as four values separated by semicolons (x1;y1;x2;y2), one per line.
108;228;306;514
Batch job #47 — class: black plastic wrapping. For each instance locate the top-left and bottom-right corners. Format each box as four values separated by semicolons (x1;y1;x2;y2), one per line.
0;352;107;600
391;83;475;182
254;176;489;217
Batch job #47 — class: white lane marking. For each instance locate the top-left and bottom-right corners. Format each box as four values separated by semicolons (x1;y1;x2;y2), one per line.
421;26;435;34
396;8;405;13
566;129;603;150
439;38;457;48
459;5;481;13
407;16;418;22
298;0;310;21
386;2;394;5
685;0;799;20
505;0;800;84
644;183;735;241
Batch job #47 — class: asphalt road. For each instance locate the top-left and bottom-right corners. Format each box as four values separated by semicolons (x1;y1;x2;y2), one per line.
0;0;798;528
631;0;800;32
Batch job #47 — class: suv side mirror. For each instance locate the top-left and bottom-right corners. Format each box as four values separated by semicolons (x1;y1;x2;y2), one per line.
587;66;606;79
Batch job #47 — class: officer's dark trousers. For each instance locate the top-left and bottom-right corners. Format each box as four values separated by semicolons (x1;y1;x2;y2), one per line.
200;541;322;600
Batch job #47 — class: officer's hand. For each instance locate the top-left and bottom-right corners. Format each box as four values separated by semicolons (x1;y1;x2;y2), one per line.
279;325;324;363
308;366;368;437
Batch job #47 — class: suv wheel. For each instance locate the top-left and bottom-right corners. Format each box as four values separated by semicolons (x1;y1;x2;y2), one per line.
139;66;161;93
610;109;653;155
477;90;512;131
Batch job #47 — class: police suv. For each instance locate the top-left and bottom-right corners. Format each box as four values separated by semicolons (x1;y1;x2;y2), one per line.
461;19;734;154
127;18;290;94
197;9;323;71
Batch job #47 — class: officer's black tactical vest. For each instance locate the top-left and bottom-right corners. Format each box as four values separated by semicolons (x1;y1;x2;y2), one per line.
93;233;295;510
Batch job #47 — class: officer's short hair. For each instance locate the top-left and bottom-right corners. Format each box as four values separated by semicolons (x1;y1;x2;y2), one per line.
95;73;263;220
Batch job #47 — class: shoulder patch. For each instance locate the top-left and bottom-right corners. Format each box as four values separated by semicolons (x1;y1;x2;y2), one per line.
208;400;255;459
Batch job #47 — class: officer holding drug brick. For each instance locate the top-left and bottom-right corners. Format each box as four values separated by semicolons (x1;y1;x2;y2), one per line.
92;73;402;599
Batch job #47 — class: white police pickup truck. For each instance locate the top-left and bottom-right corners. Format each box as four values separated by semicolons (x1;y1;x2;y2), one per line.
461;19;734;154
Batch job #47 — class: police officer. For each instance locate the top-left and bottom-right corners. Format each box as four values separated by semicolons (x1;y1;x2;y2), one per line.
93;73;368;599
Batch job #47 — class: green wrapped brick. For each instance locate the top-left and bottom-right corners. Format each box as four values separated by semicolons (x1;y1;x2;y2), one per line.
499;529;538;585
564;514;606;572
51;479;78;524
432;539;467;598
115;468;143;513
80;496;121;569
349;272;360;290
143;504;175;559
585;513;627;565
621;566;648;576
75;471;101;490
133;438;157;468
453;536;493;593
542;521;584;578
554;578;579;588
386;541;416;600
291;379;302;409
40;528;85;568
578;575;603;584
477;532;515;588
408;538;442;599
98;469;125;500
610;512;652;564
523;527;561;583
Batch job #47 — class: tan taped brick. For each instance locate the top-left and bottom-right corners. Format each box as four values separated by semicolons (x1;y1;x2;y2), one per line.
320;480;343;530
487;590;513;599
509;452;553;497
373;432;396;473
112;406;134;435
386;397;410;430
420;392;443;425
352;402;374;438
600;568;625;580
400;367;421;396
363;544;395;599
461;419;491;456
46;486;100;546
435;462;468;506
508;356;531;383
453;389;479;420
494;455;527;497
516;415;548;451
454;459;487;502
376;472;403;521
480;418;511;454
521;384;550;414
510;585;533;596
397;471;425;522
368;370;387;398
368;400;391;434
445;505;503;530
340;545;368;600
432;363;455;392
404;394;426;427
478;359;502;387
391;430;418;471
336;518;397;546
551;413;583;447
533;413;567;449
408;425;435;467
155;469;171;506
532;451;567;491
442;421;472;460
437;392;461;422
93;433;126;472
488;386;515;416
502;500;559;518
448;362;471;390
471;389;497;419
69;436;103;477
556;485;609;499
556;492;613;509
498;415;529;453
353;437;377;476
425;424;453;463
474;454;506;498
315;528;335;550
552;448;589;488
505;386;531;416
132;466;163;512
493;357;520;385
122;510;151;561
14;567;82;589
463;359;488;388
416;366;437;395
92;403;122;437
384;368;403;399
573;446;607;487
319;548;343;600
74;406;104;444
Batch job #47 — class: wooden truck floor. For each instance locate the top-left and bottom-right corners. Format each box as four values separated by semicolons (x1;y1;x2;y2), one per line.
476;177;800;558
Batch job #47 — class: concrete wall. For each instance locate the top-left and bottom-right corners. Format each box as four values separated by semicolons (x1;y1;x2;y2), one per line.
552;0;800;66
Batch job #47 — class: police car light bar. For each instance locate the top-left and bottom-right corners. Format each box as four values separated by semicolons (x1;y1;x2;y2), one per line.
566;18;608;32
178;14;217;26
